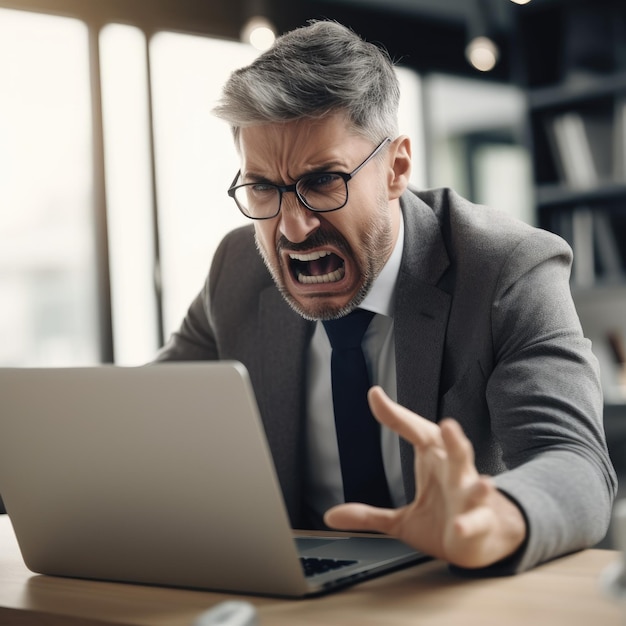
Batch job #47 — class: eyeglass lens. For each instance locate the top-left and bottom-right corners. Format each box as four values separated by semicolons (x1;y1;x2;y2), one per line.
233;174;348;218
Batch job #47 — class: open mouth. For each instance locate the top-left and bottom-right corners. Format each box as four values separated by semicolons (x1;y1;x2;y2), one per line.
288;250;346;284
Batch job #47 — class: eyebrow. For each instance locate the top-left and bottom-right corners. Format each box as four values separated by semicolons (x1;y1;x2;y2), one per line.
243;160;348;185
241;172;275;184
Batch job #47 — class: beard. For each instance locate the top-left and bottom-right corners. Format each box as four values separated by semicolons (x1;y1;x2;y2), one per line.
254;188;394;321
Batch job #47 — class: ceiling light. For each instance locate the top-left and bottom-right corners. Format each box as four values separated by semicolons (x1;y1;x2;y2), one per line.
241;16;276;51
510;0;532;4
465;36;500;72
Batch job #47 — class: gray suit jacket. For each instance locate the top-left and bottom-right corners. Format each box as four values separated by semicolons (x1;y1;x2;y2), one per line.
157;187;617;573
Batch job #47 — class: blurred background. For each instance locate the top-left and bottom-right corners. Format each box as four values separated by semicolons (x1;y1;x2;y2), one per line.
0;0;624;541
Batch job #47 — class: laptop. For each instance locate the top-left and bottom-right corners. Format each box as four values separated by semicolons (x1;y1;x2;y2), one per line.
0;362;427;597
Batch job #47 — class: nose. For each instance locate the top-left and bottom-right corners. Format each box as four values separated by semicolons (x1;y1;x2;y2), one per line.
278;192;321;244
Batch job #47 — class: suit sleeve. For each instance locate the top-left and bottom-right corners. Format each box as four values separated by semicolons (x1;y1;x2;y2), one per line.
484;230;617;573
153;285;217;362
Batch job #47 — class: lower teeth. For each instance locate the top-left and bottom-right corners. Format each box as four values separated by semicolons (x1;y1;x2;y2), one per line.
297;267;345;284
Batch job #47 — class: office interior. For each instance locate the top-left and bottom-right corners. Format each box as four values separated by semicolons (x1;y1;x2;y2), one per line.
0;0;624;544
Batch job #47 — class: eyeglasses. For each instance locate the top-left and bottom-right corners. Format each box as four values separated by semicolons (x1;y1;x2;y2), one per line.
227;137;391;220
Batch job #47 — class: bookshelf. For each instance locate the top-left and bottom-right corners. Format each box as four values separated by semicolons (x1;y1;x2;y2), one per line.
516;0;626;287
516;0;626;407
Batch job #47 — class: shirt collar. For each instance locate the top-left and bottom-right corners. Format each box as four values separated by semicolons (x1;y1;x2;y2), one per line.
359;211;404;318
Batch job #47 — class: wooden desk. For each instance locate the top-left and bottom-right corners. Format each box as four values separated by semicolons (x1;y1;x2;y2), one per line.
0;516;623;626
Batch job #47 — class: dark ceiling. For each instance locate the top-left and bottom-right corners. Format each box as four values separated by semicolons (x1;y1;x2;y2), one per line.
0;0;619;84
258;0;624;85
264;0;566;82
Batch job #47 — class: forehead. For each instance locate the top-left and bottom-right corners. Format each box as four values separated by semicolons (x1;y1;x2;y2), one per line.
238;114;369;178
238;112;352;147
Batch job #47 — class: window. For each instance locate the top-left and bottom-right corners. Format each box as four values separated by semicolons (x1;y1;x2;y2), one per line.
0;8;98;366
100;24;160;365
149;33;258;341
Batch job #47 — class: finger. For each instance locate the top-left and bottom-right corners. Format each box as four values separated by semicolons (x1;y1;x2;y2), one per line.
324;503;399;535
368;386;442;449
440;418;477;484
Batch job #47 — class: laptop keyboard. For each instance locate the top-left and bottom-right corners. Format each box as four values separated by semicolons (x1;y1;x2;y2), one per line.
300;557;358;578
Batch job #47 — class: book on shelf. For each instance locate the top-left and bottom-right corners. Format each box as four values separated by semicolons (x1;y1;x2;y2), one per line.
570;206;624;287
544;110;613;189
594;210;624;282
613;96;626;182
571;206;595;287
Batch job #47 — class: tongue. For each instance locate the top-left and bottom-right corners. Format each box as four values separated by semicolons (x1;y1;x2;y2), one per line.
306;253;343;276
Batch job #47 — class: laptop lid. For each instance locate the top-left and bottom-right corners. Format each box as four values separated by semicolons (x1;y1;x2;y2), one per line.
0;362;425;597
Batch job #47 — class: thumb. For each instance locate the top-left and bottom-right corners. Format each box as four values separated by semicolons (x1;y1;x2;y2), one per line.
324;502;397;534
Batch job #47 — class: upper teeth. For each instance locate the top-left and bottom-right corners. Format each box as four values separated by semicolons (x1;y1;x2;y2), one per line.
288;250;331;262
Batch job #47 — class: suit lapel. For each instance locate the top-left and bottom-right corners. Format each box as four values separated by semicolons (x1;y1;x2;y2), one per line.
395;191;452;499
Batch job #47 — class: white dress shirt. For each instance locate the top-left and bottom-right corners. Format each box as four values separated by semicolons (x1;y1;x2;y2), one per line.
305;216;407;521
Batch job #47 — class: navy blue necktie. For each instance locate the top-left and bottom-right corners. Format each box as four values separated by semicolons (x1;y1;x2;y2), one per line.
322;309;392;507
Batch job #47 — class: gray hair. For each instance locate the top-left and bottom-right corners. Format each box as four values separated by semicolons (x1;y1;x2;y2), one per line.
213;20;400;144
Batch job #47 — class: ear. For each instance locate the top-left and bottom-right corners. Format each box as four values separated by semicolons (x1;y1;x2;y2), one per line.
387;135;412;200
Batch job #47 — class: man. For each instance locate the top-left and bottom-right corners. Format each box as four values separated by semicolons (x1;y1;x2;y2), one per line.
156;20;617;573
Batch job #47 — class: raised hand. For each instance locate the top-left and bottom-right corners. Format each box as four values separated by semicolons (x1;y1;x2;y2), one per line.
324;386;527;569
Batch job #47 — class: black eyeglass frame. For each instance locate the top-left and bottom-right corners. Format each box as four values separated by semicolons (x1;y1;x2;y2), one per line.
227;137;392;220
